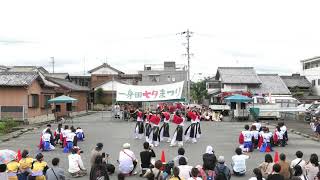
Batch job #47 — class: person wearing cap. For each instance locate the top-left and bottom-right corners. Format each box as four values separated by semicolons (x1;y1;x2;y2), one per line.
118;143;138;176
202;145;217;171
90;143;108;166
215;156;231;180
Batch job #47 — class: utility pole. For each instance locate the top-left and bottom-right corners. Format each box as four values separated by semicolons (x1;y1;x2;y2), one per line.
179;29;193;103
50;57;55;73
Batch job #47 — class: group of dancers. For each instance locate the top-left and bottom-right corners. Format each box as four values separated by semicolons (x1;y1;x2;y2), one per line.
133;108;202;147
239;120;288;153
39;123;85;153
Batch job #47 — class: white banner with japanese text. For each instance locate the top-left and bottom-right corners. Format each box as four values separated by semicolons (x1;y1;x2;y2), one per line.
116;81;184;102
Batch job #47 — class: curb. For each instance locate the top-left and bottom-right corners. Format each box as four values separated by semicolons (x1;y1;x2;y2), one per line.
0;112;92;144
266;122;319;143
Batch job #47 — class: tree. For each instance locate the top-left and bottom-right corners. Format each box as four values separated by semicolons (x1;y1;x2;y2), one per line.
95;88;105;104
190;80;208;104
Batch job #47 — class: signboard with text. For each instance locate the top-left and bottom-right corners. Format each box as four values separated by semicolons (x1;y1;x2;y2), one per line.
116;81;184;102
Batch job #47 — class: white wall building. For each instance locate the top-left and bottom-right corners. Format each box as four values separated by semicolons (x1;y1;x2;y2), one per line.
301;56;320;95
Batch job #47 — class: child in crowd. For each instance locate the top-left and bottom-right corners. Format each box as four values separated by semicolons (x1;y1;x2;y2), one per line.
76;127;85;141
239;125;253;152
64;127;76;153
62;125;71;148
19;150;33;180
54;123;64;146
6;158;20;180
259;127;273;152
31;153;49;180
42;129;55;151
251;125;260;149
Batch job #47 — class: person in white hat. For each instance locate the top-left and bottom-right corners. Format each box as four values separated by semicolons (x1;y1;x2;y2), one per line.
118;143;138;176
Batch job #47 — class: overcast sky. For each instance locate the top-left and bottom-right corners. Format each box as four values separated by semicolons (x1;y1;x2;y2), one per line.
1;0;319;80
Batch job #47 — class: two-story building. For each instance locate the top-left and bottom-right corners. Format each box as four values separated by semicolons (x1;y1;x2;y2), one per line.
206;67;292;104
301;56;320;96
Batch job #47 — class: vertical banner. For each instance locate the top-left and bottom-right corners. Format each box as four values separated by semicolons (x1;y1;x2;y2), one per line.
116;81;184;102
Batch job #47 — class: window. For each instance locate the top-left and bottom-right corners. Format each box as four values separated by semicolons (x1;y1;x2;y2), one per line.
28;94;39;108
171;77;176;82
167;76;171;82
312;80;316;86
318;79;320;86
55;105;61;112
42;95;51;109
66;103;73;111
148;75;160;82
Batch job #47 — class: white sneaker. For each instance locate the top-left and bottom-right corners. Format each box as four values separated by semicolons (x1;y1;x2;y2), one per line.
169;144;175;147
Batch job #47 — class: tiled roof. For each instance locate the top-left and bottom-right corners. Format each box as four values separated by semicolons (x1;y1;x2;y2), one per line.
250;74;291;95
0;72;38;86
88;63;124;74
217;67;261;84
280;75;312;88
44;73;69;79
47;77;89;91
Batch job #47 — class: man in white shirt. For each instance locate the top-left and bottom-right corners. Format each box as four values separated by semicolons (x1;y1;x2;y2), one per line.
290;150;306;173
68;148;86;177
232;147;249;176
118;143;138;175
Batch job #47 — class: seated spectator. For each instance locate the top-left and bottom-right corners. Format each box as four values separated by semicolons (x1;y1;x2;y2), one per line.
187;168;201;180
178;157;193;180
118;143;137;175
140;142;156;176
90;155;109;180
305;154;319;180
249;168;265;180
46;158;65;180
0;164;8;180
292;165;307;180
31;153;49;180
215;156;231;180
76;127;85;141
258;154;275;178
231;147;249;176
68;148;87;177
6;158;20;180
203;145;217;171
174;147;188;166
163;160;175;180
19;149;33;179
143;160;163;180
278;153;291;180
290;151;306;173
267;164;284;180
169;167;184;180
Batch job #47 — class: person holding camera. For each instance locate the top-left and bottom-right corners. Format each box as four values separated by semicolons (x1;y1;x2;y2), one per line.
68;148;87;177
140;142;156;176
91;143;108;166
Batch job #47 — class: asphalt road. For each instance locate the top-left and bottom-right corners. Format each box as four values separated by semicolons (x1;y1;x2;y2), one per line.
1;112;320;180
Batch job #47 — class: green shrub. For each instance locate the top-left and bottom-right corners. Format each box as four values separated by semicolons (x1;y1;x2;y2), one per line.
0;118;18;134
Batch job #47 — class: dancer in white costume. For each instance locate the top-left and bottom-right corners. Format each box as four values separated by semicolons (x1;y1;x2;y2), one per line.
148;113;161;147
184;110;197;143
170;111;185;147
